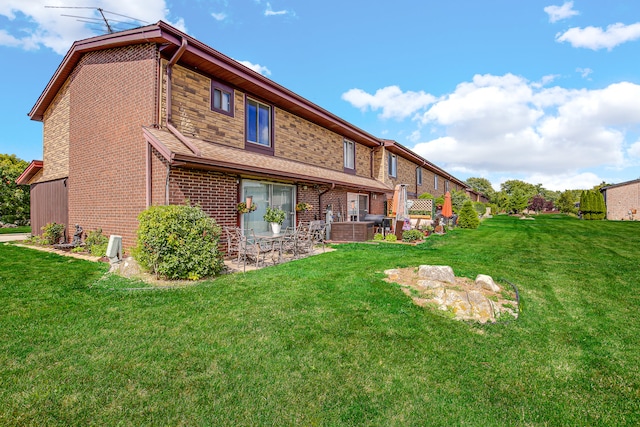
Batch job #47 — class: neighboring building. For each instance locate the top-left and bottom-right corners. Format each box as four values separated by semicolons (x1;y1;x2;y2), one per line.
601;179;640;221
18;21;483;248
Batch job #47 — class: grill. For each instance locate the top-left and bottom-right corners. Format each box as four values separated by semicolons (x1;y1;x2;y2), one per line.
363;214;388;228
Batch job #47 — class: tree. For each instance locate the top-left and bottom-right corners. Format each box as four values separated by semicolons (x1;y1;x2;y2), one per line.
528;194;546;214
450;189;470;214
500;180;538;201
466;177;496;202
0;154;30;225
457;200;480;229
508;189;528;214
557;190;578;214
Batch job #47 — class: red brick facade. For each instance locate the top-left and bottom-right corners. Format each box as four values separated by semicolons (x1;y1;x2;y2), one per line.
603;180;640;220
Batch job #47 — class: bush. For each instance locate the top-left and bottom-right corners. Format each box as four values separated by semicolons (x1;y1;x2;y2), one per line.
402;229;423;242
373;233;384;241
85;228;109;257
135;204;224;280
41;222;65;245
418;192;434;199
457;201;480;229
385;233;397;242
472;202;486;216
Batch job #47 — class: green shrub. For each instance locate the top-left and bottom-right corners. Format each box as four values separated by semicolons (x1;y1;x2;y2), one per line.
373;233;384;241
402;229;424;242
385;233;398;242
41;222;65;245
457;201;480;229
135;204;224;280
85;228;109;257
472;202;486;216
418;192;434;199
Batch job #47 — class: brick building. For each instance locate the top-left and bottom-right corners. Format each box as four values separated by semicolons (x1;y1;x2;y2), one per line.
601;179;640;220
18;21;484;247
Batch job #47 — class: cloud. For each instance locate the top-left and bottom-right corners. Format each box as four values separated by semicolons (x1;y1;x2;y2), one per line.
237;60;272;76
264;2;293;17
211;12;227;21
628;140;640;158
576;67;593;79
404;75;640;184
556;22;640;50
0;0;185;55
544;1;579;23
341;85;436;120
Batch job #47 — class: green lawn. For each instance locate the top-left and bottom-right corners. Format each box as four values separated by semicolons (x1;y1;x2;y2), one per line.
1;215;639;426
0;226;30;234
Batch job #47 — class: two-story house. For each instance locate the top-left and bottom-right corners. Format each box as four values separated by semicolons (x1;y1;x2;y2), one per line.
18;21;484;248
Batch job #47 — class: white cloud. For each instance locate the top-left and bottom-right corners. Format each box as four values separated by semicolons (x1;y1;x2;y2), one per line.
405;75;640;182
628;140;640;158
341;85;436;120
544;1;579;23
237;60;272;76
0;0;184;55
264;2;292;17
556;22;640;50
211;12;227;21
576;67;593;79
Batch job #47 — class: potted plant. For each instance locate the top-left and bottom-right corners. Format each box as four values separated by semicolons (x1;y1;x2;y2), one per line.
263;206;286;234
237;201;257;214
296;202;312;212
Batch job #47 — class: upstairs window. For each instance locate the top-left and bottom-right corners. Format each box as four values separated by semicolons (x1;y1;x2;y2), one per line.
246;98;272;147
445;180;450;192
388;153;397;178
344;139;355;171
211;81;233;116
417;167;423;185
434;175;438;190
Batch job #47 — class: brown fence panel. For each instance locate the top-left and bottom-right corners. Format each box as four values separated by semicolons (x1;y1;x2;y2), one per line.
30;178;68;239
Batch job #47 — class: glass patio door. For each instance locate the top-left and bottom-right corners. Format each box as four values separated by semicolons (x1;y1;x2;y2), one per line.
347;192;369;221
241;180;295;233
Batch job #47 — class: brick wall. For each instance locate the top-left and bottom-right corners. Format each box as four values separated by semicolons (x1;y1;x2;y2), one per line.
150;146;168;206
66;44;158;248
168;64;245;148
604;182;640;220
41;79;70;182
168;167;239;229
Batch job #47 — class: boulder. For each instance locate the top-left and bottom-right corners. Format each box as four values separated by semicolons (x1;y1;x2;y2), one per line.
418;265;455;284
475;274;501;292
384;269;401;281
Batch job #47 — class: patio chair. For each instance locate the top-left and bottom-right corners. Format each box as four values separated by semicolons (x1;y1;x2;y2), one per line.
309;220;327;252
236;228;266;272
223;226;241;261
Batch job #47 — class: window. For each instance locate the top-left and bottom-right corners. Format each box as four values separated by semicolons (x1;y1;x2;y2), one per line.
241;180;294;233
417;167;422;185
434;175;438;190
246;98;271;147
344;139;355;171
211;81;233;116
445;180;450;192
388;153;397;178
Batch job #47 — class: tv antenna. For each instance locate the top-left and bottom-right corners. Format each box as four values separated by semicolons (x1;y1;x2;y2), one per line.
45;6;149;34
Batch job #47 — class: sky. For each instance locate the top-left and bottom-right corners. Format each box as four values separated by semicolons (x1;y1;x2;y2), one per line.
1;0;640;193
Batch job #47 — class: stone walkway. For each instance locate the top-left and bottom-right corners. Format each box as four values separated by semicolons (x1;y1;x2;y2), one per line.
0;233;31;242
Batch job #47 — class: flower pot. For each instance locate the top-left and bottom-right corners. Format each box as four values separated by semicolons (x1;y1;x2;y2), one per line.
270;223;281;234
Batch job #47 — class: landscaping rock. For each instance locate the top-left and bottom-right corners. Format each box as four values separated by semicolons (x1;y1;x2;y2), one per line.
384;265;517;324
475;274;501;292
418;265;455;284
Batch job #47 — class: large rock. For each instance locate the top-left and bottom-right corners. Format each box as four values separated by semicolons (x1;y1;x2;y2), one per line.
475;274;501;292
418;265;455;284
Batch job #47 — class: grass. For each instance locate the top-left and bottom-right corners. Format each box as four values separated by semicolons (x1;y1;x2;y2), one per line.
1;215;639;426
0;226;30;234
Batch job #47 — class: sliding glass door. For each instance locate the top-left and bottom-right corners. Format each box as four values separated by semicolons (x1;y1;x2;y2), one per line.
241;180;295;233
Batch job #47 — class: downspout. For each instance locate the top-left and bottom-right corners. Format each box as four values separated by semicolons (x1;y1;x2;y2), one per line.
318;183;336;240
318;183;336;218
165;163;171;205
146;143;151;207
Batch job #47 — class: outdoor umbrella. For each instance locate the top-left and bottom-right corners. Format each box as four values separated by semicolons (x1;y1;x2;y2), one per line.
442;191;453;219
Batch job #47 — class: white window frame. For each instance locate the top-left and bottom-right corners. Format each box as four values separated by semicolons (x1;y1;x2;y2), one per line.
344;139;355;170
417;167;422;186
434;175;438;190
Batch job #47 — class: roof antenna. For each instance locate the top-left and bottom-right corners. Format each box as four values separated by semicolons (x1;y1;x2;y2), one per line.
45;6;148;34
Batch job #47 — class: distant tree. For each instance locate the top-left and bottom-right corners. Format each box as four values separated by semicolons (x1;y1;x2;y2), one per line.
508;189;528;214
0;154;30;225
579;189;605;220
495;191;510;213
500;180;538;201
557;190;578;214
466;177;496;202
528;194;546;214
544;200;555;211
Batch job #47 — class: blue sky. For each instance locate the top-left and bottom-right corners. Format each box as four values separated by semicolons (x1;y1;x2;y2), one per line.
1;0;640;192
